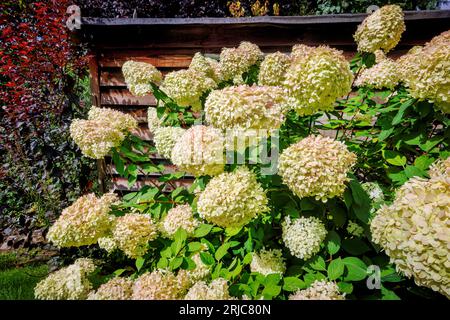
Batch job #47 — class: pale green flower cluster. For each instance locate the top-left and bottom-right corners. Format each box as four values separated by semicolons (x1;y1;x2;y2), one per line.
289;280;345;300
370;162;450;298
354;5;405;53
399;31;450;113
171;125;225;177
70;107;137;159
160;69;216;111
184;278;233;300
258;52;291;86
197;167;269;228
154;126;186;158
132;269;189;300
178;253;211;284
278;135;357;202
291;44;316;61
122;60;163;96
361;181;385;204
204;85;287;130
283;46;353;116
147;107;164;133
355;56;400;89
282;216;327;260
346;220;364;238
88;277;134;300
112;213;158;259
97;236;117;253
35;258;96;300
429;157;450;178
219;41;263;83
47;193;118;247
189;52;223;83
160;204;200;238
250;248;286;276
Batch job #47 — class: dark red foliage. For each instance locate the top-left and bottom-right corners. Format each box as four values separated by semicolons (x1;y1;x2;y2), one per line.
0;0;87;123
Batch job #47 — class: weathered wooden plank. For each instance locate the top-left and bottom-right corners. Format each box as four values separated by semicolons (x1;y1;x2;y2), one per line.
99;55;192;68
101;88;157;106
100;68;181;87
81;11;450;26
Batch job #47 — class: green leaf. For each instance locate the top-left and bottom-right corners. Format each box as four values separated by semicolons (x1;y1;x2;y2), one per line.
157;257;168;269
378;127;394;141
112;150;125;176
199;252;215;266
381;285;401;300
404;165;426;179
326;231;341;255
169;256;184;270
328;257;345;280
391;98;415;125
225;227;242;237
382;150;406;167
337;282;353;294
342;257;367;282
113;269;126;276
262;284;281;298
135;257;145;271
414;155;434;171
342;239;371;255
243;252;253;265
215;243;231;261
171;228;187;256
283;277;306;292
309;255;327;272
349;179;371;224
187;242;203;252
193;224;213;238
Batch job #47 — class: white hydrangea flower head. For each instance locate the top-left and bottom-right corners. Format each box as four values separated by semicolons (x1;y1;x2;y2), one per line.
429;157;450;179
97;236;117;253
87;277;134;300
35;258;96;300
399;31;450;113
205;85;288;131
289;280;345;300
291;44;316;61
258;52;291;86
197;167;269;228
282;216;327;260
219;41;263;82
346;220;364;238
278;135;357;202
112;213;158;259
132;269;188;300
189;52;223;83
88;106;138;133
171;125;225;177
147;107;165;134
354;5;405;53
355;58;400;90
283;46;353;116
177;253;211;285
250;248;286;276
70;119;125;159
160;204;200;238
70;107;137;159
153;127;186;159
122;60;163;96
370;172;450;298
160;69;217;111
47;193;118;247
361;181;385;204
184;278;234;300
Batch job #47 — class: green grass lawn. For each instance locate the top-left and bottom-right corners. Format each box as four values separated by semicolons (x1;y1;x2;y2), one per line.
0;253;49;300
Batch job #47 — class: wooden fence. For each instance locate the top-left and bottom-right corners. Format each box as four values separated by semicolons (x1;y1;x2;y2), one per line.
75;10;450;193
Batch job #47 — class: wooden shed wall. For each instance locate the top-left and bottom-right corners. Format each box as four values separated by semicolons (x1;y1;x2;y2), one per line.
77;11;450;193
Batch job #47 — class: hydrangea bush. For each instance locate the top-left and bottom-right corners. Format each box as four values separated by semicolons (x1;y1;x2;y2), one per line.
36;5;449;300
